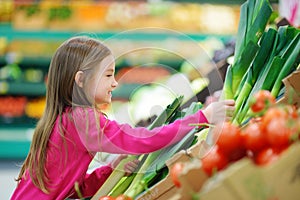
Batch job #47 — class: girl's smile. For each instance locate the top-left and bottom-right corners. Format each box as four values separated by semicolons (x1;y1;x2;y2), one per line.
93;55;118;105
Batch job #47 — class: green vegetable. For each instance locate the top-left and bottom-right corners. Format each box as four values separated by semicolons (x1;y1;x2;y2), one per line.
124;102;203;198
91;156;137;199
271;33;300;97
233;28;277;119
234;26;300;124
222;0;272;100
92;96;184;199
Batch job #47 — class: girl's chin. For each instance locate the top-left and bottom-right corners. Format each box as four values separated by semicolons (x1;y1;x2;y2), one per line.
97;101;111;105
95;98;111;105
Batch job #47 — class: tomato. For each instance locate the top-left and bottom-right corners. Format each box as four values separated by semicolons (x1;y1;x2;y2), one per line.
261;106;288;132
250;90;275;113
213;122;245;160
115;194;133;200
241;122;267;153
99;196;115;200
170;162;184;188
265;117;294;148
229;148;247;162
255;148;280;166
201;145;228;177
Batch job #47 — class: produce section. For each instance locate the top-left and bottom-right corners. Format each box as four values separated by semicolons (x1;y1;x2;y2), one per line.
89;0;300;199
1;0;300;199
0;1;237;159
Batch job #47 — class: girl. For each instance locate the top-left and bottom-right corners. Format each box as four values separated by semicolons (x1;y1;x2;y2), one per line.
11;36;235;199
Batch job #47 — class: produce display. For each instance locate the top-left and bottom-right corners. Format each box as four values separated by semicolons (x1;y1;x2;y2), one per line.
167;89;300;199
92;96;206;199
9;1;239;34
0;96;26;117
0;29;224;126
0;95;45;125
201;90;299;176
222;0;300;125
91;0;300;199
24;97;46;119
0;0;299;198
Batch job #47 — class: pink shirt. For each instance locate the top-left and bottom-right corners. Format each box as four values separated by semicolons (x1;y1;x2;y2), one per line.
11;107;208;199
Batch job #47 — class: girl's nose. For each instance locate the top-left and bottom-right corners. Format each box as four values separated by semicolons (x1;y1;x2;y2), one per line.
112;79;118;88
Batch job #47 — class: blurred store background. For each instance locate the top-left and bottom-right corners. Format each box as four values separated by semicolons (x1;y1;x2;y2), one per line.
0;0;298;199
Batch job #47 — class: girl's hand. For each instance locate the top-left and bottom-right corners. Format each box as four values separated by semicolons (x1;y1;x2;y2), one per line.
202;99;235;124
110;155;140;176
124;159;140;176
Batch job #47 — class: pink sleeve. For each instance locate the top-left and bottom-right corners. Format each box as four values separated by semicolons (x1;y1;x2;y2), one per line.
73;107;208;154
68;165;113;198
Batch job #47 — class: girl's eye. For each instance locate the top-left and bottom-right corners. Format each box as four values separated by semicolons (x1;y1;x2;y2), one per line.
106;74;113;77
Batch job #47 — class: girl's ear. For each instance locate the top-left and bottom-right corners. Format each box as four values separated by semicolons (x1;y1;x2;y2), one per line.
75;71;84;88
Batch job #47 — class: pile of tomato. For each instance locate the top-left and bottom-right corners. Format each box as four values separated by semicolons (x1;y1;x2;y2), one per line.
200;90;300;177
0;96;27;117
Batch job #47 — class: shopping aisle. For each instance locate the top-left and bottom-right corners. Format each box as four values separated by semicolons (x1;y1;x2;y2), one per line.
0;160;21;199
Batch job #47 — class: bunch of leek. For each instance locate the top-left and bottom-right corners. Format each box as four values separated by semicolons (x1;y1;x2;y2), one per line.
222;0;300;125
96;99;204;199
222;0;273;100
234;26;300;124
124;102;203;199
92;95;184;199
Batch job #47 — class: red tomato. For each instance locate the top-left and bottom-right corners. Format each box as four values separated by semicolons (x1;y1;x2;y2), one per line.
170;162;184;188
201;146;228;177
255;148;280;166
115;194;133;200
261;106;288;132
241;122;267;153
250;90;275;113
99;196;115;200
229;148;247;162
213;122;245;160
265;117;294;148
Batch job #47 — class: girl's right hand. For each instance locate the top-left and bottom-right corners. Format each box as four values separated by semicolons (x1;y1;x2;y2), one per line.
124;159;140;176
202;99;235;124
111;155;140;176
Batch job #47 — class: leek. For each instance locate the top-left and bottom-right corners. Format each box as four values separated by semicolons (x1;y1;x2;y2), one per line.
108;173;136;197
91;156;137;199
271;33;300;97
223;0;272;100
235;27;300;124
233;28;277;119
124;102;203;198
92;96;184;199
235;56;286;124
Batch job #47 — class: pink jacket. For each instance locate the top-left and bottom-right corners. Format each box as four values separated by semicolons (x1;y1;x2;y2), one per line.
11;107;207;199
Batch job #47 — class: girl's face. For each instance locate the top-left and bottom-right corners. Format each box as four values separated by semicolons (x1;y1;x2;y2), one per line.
88;55;118;105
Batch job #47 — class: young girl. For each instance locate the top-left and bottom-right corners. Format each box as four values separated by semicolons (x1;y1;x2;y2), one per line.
11;36;235;199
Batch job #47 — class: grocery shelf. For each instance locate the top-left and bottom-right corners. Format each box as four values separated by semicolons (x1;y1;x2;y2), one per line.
0;126;33;159
0;80;142;99
0;84;142;159
0;21;233;159
0;115;37;127
0;23;233;42
0;56;183;71
0;81;46;96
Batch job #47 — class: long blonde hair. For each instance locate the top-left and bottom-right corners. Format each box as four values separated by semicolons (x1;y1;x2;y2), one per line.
16;36;112;193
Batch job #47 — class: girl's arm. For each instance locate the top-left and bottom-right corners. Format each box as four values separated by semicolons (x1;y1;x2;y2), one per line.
73;107;208;154
68;165;113;198
68;155;139;198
